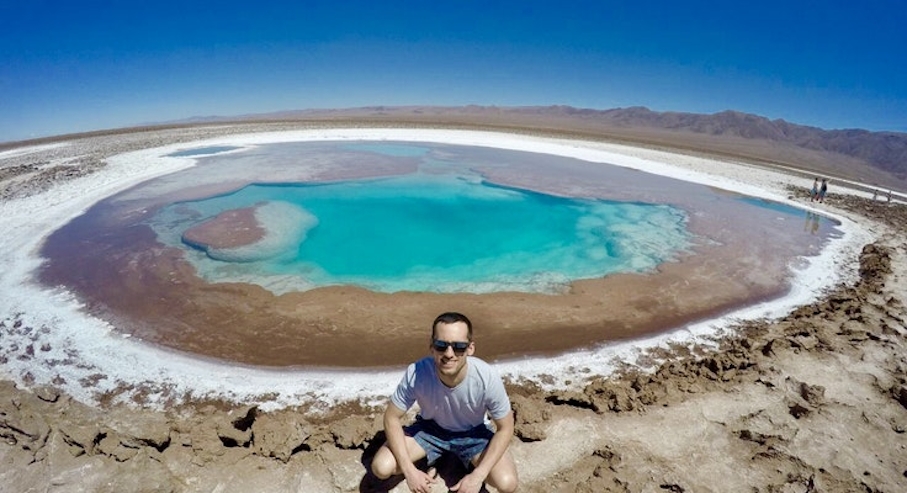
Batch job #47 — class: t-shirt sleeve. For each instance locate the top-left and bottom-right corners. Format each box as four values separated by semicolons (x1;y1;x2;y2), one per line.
485;365;512;421
390;362;418;412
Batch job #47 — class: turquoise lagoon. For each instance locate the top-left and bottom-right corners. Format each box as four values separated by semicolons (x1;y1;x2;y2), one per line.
140;141;835;295
146;142;704;293
149;174;690;294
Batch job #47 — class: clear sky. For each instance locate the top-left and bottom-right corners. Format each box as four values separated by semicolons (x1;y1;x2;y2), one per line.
2;0;906;143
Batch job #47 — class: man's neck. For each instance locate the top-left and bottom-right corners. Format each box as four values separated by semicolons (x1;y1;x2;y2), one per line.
437;359;469;388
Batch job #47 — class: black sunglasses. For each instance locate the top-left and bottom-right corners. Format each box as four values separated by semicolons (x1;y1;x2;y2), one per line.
432;339;470;353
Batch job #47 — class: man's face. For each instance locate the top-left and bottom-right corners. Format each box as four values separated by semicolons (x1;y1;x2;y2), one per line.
431;321;475;381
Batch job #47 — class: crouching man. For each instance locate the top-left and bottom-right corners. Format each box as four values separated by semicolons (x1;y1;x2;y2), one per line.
371;312;519;493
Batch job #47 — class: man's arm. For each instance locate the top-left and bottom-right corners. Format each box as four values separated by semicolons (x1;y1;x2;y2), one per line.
383;403;436;492
453;410;515;493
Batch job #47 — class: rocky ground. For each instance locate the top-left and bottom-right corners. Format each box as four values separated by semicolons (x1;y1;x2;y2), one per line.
1;123;906;492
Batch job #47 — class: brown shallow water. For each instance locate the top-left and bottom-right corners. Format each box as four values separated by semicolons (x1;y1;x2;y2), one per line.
37;141;840;368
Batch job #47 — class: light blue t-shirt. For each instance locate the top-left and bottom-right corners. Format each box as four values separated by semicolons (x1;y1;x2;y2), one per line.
391;356;511;432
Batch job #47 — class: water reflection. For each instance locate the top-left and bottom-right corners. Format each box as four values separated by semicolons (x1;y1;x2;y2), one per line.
804;211;821;235
167;146;241;157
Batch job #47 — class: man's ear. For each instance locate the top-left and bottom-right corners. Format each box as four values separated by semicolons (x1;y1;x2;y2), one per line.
467;341;476;356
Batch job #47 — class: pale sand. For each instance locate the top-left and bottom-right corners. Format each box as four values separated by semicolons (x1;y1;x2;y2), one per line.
1;122;905;492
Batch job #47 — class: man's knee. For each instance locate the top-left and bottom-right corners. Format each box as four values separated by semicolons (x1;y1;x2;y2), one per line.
370;445;398;479
489;471;519;493
485;453;519;493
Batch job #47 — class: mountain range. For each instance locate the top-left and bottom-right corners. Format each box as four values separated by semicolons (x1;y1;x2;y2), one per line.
170;105;906;190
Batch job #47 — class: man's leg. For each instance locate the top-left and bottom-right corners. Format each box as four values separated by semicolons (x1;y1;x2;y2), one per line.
472;449;519;493
371;435;428;479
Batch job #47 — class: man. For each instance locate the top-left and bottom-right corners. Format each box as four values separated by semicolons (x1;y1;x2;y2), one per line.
818;178;828;203
371;312;519;493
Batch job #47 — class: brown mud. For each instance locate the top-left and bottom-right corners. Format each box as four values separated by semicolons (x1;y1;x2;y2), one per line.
181;205;266;250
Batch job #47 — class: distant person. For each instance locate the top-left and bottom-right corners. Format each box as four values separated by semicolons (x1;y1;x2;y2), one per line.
818;178;828;203
873;189;879;201
371;312;519;493
810;178;819;201
888;190;893;203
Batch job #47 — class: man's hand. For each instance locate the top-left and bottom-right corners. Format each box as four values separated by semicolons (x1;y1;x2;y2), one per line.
404;466;439;493
449;471;485;493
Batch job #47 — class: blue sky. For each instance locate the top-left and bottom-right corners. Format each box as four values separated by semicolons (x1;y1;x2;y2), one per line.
2;1;906;142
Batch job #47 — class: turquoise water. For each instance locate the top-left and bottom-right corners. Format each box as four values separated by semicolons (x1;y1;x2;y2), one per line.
340;142;430;157
149;173;692;294
168;146;241;157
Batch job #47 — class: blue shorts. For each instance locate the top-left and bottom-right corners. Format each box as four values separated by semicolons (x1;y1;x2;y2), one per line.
404;417;494;468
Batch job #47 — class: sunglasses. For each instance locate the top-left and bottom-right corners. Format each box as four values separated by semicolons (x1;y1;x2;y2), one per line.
432;339;471;353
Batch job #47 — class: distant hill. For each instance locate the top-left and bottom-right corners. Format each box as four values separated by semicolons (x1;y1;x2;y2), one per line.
169;105;907;187
537;106;907;179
